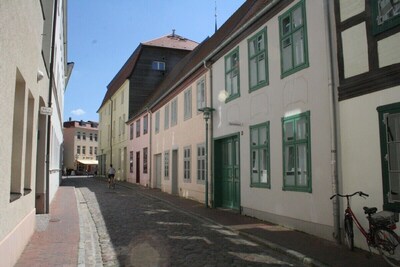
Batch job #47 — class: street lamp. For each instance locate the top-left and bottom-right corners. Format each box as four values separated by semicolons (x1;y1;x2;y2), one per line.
198;107;215;208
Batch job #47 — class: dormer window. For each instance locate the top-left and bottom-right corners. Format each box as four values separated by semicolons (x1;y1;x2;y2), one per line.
152;61;165;71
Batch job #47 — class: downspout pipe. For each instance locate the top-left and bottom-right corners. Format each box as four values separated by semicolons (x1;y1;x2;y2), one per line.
324;0;341;243
147;107;152;188
110;99;113;166
203;61;214;207
45;0;58;214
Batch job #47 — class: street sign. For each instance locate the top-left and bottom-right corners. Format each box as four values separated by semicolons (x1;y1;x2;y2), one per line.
40;106;53;116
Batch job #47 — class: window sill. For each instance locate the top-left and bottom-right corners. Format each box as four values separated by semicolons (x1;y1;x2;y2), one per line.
10;192;22;203
24;188;32;195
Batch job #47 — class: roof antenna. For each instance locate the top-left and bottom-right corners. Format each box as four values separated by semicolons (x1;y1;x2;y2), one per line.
214;0;218;33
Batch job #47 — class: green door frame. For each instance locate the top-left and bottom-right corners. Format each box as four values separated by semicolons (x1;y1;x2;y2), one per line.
213;132;241;211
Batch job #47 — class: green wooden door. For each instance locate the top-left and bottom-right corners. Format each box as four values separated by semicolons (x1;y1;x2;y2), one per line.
220;136;240;210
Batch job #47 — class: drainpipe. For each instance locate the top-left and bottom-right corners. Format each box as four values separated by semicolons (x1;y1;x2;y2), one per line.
45;0;58;214
110;99;113;166
203;61;214;207
147;107;152;188
324;0;341;243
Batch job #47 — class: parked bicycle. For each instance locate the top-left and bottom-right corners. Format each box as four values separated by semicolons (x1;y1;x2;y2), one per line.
330;191;400;266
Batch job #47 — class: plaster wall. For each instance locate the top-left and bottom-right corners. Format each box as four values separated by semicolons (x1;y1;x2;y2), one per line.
339;86;400;249
212;0;335;239
152;72;210;203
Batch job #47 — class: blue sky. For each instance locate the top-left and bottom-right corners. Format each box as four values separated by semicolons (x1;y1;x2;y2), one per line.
65;0;244;122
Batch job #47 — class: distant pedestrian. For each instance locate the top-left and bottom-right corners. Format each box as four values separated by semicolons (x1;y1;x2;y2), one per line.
108;164;116;189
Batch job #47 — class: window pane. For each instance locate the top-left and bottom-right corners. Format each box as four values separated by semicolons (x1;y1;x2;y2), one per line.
285;145;295;185
251;150;259;183
389;143;400;171
226;73;232;95
260;126;267;145
296;117;307;140
297;144;308;186
250;58;257;88
389;173;400;201
285;121;294;142
249;40;256;57
251;128;259;146
282;15;291;35
292;6;303;28
257;34;265;51
226;56;231;71
260;148;268;183
388;114;400;142
282;37;293;72
232;73;238;95
232;52;238;67
258;54;266;83
293;29;305;66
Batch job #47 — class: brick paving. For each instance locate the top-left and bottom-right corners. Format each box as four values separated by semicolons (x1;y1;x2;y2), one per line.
15;186;80;267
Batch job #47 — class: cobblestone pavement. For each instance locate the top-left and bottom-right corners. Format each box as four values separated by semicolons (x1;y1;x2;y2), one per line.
64;177;304;267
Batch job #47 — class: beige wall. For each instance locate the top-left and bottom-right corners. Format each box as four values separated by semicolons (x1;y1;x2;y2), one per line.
0;1;45;266
152;72;210;203
98;80;129;180
64;123;99;170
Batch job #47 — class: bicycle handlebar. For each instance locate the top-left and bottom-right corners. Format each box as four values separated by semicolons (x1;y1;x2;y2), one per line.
330;191;369;200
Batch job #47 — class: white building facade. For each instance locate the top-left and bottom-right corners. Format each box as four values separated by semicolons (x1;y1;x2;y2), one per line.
211;0;337;240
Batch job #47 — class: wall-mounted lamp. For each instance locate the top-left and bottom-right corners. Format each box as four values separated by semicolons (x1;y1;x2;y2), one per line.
37;70;44;82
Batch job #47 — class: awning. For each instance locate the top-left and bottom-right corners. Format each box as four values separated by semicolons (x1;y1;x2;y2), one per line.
77;159;98;165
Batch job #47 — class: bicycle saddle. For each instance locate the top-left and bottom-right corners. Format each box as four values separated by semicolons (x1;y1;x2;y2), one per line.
363;207;377;215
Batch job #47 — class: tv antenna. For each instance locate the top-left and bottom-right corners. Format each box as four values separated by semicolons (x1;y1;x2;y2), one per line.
214;0;218;32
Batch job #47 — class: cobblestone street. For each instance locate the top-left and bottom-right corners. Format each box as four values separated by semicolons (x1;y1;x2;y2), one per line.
65;177;303;267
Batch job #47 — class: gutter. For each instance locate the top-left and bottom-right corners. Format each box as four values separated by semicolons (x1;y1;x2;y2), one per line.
45;0;59;213
324;0;341;243
148;0;280;110
147;107;152;188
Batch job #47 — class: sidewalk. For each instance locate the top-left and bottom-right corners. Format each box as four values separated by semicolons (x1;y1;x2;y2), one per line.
15;186;80;267
15;177;389;267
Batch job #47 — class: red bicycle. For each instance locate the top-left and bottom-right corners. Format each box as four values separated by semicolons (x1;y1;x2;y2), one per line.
330;191;400;266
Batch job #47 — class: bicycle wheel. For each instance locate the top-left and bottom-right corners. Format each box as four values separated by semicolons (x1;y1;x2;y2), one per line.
374;228;400;267
344;215;354;250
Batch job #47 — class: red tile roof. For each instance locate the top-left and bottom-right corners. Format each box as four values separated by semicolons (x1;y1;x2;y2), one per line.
143;33;198;51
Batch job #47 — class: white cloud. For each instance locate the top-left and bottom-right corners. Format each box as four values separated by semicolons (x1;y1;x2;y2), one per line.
71;108;86;116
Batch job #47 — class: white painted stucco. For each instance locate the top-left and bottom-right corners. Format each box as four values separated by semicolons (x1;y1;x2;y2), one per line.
211;0;335;240
339;0;365;22
378;32;400;68
341;22;369;78
339;86;400;249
